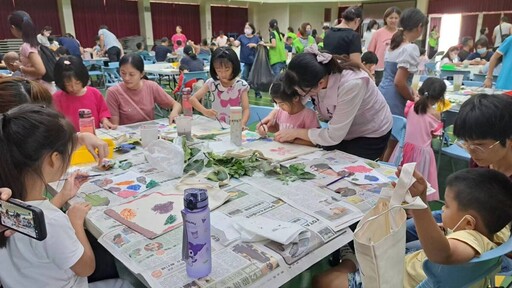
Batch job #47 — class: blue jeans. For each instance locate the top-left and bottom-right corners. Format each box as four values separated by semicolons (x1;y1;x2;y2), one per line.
241;63;261;97
271;61;286;78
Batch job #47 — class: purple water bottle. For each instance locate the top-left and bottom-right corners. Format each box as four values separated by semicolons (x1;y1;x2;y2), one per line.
181;188;211;278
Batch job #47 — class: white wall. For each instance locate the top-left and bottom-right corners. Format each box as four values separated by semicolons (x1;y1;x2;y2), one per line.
251;3;290;41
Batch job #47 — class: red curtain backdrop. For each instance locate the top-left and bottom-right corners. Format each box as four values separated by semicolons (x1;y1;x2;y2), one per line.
482;13;502;46
72;0;140;48
151;3;201;44
210;6;248;38
1;0;61;40
428;0;512;14
460;14;479;42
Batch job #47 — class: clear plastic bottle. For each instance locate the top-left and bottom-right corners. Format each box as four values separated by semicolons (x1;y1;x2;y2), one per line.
182;87;193;117
78;109;95;134
182;188;211;278
230;107;242;146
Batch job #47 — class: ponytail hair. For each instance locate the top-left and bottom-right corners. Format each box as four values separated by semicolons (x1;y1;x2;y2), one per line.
415;77;446;115
0;104;76;248
8;11;38;48
269;19;282;41
390;8;427;51
284;51;359;94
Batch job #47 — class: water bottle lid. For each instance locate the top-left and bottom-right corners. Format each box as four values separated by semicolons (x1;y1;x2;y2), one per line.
78;109;92;118
183;188;208;210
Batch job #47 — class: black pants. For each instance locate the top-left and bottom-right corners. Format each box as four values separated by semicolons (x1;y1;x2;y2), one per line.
374;70;384;87
106;46;121;62
323;130;391;161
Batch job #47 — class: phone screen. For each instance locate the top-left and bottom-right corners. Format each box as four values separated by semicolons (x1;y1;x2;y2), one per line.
0;200;46;240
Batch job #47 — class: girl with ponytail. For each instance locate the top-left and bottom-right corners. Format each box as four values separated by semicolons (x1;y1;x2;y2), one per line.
391;77;446;200
7;11;53;93
378;8;427;161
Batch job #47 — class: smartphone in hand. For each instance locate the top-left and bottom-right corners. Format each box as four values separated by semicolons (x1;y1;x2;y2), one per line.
0;199;47;241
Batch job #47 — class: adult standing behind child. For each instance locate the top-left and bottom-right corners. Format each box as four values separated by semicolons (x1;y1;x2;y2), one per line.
368;7;401;85
52;56;116;131
379;8;426;161
7;11;54;93
391;78;446;200
233;22;261;98
171;26;187;51
189;47;250;126
257;75;319;146
323;6;363;62
180;45;204;72
98;25;123;62
106;53;181;125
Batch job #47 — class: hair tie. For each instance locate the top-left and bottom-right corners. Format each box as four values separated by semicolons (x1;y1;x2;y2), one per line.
63;60;71;65
398;27;404;31
424;92;429;97
304;45;332;64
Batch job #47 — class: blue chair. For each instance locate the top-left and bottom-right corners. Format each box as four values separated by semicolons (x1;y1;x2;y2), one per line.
417;237;512;287
462;80;484;87
197;54;210;66
473;73;497;82
425;62;438;76
102;66;122;88
419;75;430;82
383;115;407;166
248;105;274;126
183;71;208;84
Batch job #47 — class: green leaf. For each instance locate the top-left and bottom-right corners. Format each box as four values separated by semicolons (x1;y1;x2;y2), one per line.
164;214;177;225
184;159;204;174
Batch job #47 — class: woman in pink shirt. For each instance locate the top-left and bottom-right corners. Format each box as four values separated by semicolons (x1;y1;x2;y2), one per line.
272;46;392;160
367;6;401;86
171;26;188;51
7;11;54;93
106;53;182;125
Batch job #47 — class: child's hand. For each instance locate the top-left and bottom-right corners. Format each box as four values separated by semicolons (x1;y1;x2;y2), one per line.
256;122;268;137
275;129;296;143
102;118;117;130
169;111;179;124
60;171;89;202
394;167;428;198
203;109;217;118
67;202;92;227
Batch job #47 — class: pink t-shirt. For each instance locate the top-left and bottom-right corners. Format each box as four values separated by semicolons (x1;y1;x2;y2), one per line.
367;27;396;71
205;78;249;123
20;43;56;93
171;34;187;50
53;87;111;132
403;101;443;147
106;80;176;125
274;107;319;130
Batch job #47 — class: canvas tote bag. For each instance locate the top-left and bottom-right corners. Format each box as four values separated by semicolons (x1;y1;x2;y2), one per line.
354;163;427;288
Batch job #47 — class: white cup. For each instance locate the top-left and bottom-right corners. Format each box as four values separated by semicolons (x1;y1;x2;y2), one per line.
140;125;159;147
175;116;192;140
453;74;464;91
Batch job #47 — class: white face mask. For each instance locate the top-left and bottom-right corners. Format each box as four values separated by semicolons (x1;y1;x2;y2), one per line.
244;28;252;36
443;215;474;236
477;48;487;55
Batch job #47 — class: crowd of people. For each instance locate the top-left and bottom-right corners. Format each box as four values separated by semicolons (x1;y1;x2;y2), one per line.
0;5;512;288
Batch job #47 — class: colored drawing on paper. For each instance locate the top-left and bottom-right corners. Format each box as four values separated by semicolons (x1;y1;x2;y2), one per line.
242;131;273;143
93;171;157;198
104;192;184;239
332;161;390;185
83;194;110;207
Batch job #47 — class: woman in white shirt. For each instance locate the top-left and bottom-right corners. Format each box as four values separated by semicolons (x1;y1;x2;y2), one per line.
362;19;379;50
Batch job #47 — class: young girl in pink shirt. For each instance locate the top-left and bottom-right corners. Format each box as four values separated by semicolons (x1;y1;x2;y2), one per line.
257;76;319;146
53;56;116;132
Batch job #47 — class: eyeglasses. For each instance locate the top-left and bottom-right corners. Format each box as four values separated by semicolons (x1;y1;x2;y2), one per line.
455;140;501;153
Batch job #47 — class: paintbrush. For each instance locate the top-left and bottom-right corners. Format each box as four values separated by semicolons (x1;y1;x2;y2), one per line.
324;172;355;187
215;116;227;130
60;174;103;181
257;113;267;137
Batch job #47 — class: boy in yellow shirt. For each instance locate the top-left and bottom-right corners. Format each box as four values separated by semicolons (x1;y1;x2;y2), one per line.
313;168;512;288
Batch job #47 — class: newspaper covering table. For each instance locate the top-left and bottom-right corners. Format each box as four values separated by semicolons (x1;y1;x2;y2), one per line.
58;119;399;288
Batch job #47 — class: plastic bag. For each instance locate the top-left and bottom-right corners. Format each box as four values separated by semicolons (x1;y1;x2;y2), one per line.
144;139;184;179
248;46;274;93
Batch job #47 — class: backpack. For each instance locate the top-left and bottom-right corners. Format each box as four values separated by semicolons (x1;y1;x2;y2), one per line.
38;45;57;82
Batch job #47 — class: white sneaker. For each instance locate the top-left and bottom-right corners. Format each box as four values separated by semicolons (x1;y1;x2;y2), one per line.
340;244;358;268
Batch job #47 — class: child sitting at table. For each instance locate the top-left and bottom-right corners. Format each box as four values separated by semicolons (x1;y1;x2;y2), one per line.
0;104;132;288
189;47;250;126
361;51;378;79
52;56;116;131
313;167;512;288
440;46;462;66
466;38;494;65
173;65;198;95
257;75;319;145
391;77;445;200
